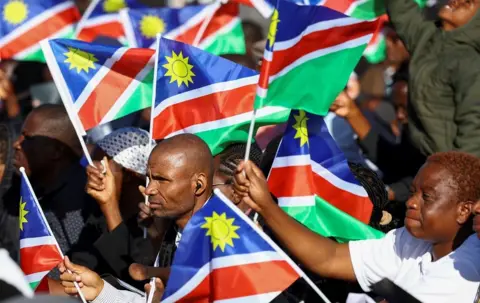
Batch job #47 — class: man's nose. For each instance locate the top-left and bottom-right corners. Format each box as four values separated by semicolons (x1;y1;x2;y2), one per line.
13;135;23;150
473;201;480;215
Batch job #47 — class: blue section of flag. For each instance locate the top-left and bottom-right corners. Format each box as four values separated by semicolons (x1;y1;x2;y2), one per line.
273;0;348;43
125;5;206;48
155;38;257;107
88;0;146;19
19;174;52;239
163;192;276;299
48;38;122;102
276;110;358;184
0;0;71;35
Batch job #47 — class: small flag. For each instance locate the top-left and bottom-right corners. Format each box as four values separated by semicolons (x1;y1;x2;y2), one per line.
268;110;384;242
232;0;274;18
152;37;289;155
162;190;300;302
41;38;155;134
75;0;146;43
255;0;379;116
120;3;246;56
19;168;63;290
0;0;80;62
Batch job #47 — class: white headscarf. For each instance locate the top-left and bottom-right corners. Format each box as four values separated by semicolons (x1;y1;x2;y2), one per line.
97;128;155;176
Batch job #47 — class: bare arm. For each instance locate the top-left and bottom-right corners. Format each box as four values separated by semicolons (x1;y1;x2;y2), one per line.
234;161;356;281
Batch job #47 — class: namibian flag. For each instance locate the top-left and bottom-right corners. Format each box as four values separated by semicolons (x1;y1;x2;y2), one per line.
152;37;288;155
120;3;245;56
162;190;300;302
41;39;155;134
255;0;379;116
75;0;146;43
0;0;80;62
19;167;63;290
268;110;384;242
231;0;274;18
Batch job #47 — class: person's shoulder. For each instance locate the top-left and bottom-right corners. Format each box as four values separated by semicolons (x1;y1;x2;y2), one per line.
390;228;432;258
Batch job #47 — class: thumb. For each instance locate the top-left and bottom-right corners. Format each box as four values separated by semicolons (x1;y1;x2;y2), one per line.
236;161;246;174
138;185;146;198
247;160;266;180
64;256;84;274
102;157;113;177
244;161;262;182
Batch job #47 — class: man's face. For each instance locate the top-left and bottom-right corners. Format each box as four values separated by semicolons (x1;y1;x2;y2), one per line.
145;149;196;218
13;111;58;176
438;0;480;30
405;162;466;243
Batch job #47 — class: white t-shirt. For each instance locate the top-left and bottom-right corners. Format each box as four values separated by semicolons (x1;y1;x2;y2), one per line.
349;227;480;303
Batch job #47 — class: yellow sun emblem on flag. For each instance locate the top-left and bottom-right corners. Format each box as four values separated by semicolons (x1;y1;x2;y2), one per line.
19;198;29;231
103;0;126;13
140;15;166;39
64;48;98;74
3;0;28;25
201;211;240;252
163;51;195;87
267;9;279;48
293;110;309;146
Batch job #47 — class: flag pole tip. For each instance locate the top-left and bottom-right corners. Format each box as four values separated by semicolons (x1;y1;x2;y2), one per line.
19;167;25;173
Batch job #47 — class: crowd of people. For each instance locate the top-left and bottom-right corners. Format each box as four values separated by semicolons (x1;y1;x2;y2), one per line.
1;0;480;302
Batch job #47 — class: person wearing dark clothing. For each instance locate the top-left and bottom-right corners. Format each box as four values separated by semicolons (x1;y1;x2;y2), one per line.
3;104;105;273
386;0;480;157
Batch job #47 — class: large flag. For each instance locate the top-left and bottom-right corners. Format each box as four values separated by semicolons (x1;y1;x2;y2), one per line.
162;190;300;302
19;168;63;290
75;0;146;43
268;110;385;242
152;37;288;155
255;0;379;116
41;39;155;134
0;0;80;62
231;0;274;18
120;3;246;55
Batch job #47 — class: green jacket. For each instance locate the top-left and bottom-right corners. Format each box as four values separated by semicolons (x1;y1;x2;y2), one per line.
386;0;480;157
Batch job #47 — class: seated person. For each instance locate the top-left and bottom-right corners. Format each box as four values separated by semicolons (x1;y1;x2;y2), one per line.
233;151;480;302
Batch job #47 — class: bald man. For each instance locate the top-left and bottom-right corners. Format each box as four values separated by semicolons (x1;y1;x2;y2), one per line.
3;104;105;274
58;134;216;302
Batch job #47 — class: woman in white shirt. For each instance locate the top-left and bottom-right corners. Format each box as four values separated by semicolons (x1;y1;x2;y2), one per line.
234;151;480;303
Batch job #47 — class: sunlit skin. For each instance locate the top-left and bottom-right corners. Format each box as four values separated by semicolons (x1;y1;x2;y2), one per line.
438;0;480;31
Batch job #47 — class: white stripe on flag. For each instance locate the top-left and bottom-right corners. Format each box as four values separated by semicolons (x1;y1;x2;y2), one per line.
198;18;240;50
162;251;284;303
13;25;75;60
263;49;273;61
164;106;288;138
215;292;282;303
20;236;57;249
73;47;129;112
119;9;138;48
311;160;368;197
270;34;373;82
0;2;75;47
278;196;316;207
25;271;50;284
78;14;120;28
271;155;311;168
274;17;366;52
74;0;101;36
153;75;259;117
99;55;155;124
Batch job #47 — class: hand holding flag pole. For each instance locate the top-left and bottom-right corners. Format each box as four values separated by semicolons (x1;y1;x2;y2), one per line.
19;167;87;303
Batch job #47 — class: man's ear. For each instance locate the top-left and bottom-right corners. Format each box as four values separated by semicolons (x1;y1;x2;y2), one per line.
193;173;208;196
457;201;474;225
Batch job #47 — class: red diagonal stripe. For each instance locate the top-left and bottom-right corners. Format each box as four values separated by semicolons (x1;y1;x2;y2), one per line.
152;83;256;139
322;0;355;13
77;48;154;130
177;260;299;302
0;6;80;59
77;21;124;42
174;3;238;45
270;20;378;77
20;245;62;275
268;165;316;198
312;173;372;223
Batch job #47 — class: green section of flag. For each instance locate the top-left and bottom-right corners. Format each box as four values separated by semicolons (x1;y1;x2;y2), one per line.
350;0;427;19
195;108;290;155
29;280;40;290
255;43;366;116
18;27;76;63
112;69;154;121
364;34;387;64
283;195;384;243
203;19;246;56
